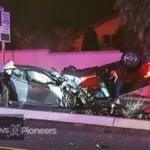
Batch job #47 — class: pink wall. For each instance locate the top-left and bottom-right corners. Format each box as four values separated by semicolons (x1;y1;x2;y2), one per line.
0;49;122;72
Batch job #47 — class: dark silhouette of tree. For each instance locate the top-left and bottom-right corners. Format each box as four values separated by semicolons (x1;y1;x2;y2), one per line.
12;25;75;52
114;25;141;53
81;27;100;51
115;0;150;54
51;28;75;52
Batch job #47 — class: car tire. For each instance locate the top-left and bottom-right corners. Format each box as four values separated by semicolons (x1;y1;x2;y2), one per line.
61;91;77;109
121;51;141;68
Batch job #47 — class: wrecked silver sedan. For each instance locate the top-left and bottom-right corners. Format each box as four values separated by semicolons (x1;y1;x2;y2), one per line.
0;65;76;109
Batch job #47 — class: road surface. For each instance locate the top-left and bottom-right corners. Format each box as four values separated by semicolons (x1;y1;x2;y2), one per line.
0;119;150;150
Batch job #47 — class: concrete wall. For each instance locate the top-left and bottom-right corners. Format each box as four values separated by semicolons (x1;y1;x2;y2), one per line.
1;49;122;71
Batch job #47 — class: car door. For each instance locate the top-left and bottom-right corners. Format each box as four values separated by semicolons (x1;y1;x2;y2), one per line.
26;70;59;106
9;68;28;103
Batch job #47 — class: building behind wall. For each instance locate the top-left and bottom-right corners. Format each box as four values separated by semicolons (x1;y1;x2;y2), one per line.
74;14;120;51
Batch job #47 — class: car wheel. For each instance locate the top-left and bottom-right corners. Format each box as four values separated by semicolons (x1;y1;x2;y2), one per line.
121;51;141;68
62;91;77;109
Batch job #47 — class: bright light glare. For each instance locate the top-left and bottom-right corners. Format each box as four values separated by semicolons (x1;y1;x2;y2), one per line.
144;71;150;78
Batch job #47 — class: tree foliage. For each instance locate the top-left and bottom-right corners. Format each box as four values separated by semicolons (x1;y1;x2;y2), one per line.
51;28;76;52
114;25;141;52
115;0;150;54
13;25;75;52
13;25;51;49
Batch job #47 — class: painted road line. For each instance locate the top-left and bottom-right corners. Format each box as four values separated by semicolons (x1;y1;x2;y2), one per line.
0;146;29;150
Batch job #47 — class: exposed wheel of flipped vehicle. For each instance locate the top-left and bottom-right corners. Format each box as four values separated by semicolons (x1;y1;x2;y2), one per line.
121;51;141;68
62;91;77;109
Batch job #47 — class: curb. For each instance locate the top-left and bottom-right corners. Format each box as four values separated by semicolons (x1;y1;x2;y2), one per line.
0;107;150;131
0;107;114;127
113;117;150;130
0;146;29;150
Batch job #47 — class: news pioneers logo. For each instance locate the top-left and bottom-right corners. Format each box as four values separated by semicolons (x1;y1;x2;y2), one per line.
0;114;24;140
9;124;22;136
0;124;24;140
0;124;22;135
0;122;57;140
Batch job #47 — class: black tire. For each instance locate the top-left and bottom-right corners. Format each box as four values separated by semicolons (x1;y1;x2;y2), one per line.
61;91;77;109
121;51;141;68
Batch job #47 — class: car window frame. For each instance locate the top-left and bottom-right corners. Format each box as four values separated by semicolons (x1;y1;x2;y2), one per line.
25;69;52;84
5;68;26;81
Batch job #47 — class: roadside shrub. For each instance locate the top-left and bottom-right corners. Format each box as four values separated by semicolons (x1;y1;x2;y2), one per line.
122;99;145;118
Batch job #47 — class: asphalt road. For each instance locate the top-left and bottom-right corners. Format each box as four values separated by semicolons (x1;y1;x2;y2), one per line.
0;120;150;150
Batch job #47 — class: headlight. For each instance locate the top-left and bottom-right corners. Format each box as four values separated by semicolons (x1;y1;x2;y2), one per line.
111;104;115;108
71;89;77;93
66;86;69;91
88;93;91;97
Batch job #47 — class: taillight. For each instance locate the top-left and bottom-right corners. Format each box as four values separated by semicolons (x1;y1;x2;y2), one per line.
143;62;150;78
144;71;150;78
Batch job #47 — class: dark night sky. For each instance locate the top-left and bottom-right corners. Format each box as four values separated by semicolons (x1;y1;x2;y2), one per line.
0;0;115;31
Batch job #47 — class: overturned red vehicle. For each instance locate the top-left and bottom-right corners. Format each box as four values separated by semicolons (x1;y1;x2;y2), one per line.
61;51;150;102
